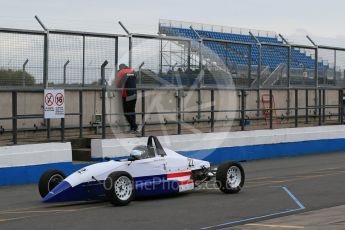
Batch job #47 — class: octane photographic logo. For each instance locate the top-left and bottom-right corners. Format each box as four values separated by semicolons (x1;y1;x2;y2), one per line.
106;38;238;158
103;176;227;192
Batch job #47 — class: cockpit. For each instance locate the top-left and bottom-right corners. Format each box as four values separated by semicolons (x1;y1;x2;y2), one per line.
128;136;166;161
129;145;152;160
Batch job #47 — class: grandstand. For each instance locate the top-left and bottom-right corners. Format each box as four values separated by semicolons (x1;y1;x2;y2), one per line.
158;19;335;87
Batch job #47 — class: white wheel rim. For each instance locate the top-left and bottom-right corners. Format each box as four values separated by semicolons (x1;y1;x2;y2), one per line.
226;166;242;188
48;174;64;191
114;176;133;201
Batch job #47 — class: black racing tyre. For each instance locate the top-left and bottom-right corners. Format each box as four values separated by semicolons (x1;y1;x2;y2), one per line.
38;169;66;198
216;161;245;194
105;171;135;206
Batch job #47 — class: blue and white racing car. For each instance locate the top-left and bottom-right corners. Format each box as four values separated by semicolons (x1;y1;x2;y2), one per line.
38;136;245;206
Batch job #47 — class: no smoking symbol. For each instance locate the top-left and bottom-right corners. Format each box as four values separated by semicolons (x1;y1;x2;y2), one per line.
45;93;54;106
55;93;64;106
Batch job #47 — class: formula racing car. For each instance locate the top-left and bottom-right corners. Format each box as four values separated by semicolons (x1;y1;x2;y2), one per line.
38;136;245;206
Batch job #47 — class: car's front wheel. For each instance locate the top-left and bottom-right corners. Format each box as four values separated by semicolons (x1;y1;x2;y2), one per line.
216;161;245;194
38;169;66;198
105;171;134;206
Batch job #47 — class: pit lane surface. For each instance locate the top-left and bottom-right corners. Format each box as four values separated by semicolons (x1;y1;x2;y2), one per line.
1;152;345;230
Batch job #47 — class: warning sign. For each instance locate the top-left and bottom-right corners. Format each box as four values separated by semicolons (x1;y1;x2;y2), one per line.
44;89;65;119
55;93;64;106
45;93;54;106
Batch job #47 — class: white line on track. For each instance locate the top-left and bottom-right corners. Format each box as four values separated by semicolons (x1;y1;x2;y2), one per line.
200;186;305;230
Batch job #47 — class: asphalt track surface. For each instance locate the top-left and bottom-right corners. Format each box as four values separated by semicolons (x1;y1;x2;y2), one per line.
1;152;345;230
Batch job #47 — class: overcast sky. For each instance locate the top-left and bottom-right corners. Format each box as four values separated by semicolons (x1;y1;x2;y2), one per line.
1;0;345;46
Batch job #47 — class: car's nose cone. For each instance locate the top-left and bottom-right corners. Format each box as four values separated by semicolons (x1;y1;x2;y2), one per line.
43;181;72;203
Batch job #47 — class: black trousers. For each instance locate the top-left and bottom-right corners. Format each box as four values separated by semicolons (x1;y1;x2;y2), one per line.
122;98;137;131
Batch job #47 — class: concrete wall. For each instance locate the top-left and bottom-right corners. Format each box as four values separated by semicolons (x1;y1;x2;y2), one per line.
0;142;72;167
91;125;345;163
0;142;88;186
2;125;345;186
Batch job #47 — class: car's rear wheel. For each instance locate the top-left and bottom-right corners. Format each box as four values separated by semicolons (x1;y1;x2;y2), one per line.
38;169;66;198
105;171;134;206
216;161;245;194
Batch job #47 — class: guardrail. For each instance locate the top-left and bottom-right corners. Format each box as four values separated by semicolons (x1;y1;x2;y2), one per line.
1;85;343;145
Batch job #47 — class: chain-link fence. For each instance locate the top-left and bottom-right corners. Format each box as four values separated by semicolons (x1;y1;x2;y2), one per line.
1;27;344;89
1;23;345;145
318;47;345;86
202;39;251;87
0;30;44;87
290;45;317;87
260;44;289;87
0;28;120;88
131;35;192;87
48;33;117;87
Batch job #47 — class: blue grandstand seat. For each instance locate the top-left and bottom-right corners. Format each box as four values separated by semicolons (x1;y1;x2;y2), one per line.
160;26;326;71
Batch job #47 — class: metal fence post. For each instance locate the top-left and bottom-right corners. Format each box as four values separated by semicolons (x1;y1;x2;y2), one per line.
37;17;49;88
82;35;85;86
269;89;273;129
22;59;29;87
115;37;119;76
61;118;65;142
43;32;51;139
340;90;344;124
118;21;132;68
210;90;215;132
197;38;203;120
128;35;132;68
63;60;70;85
287;46;291;88
79;90;83;138
177;90;181;135
257;45;262;118
315;48;319;88
12;91;17;144
286;89;290;118
248;45;252;88
305;89;309;124
295;89;298;127
44;32;51;139
47;119;51;139
225;43;228;70
287;46;291;116
334;50;337;83
256;89;260;119
318;89;322;125
159;39;163;75
256;44;262;117
101;60;108;139
141;89;145;137
187;40;191;70
322;89;326;123
241;90;245;131
257;44;262;88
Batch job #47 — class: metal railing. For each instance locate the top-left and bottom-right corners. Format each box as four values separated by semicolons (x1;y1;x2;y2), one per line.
1;85;343;144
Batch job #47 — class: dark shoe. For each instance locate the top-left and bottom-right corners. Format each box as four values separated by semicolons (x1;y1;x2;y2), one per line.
130;129;139;135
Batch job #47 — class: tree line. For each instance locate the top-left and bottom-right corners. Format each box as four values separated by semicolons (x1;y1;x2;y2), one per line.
0;69;35;86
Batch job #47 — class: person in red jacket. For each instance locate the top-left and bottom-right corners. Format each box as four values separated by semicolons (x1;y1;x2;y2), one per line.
117;64;138;133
